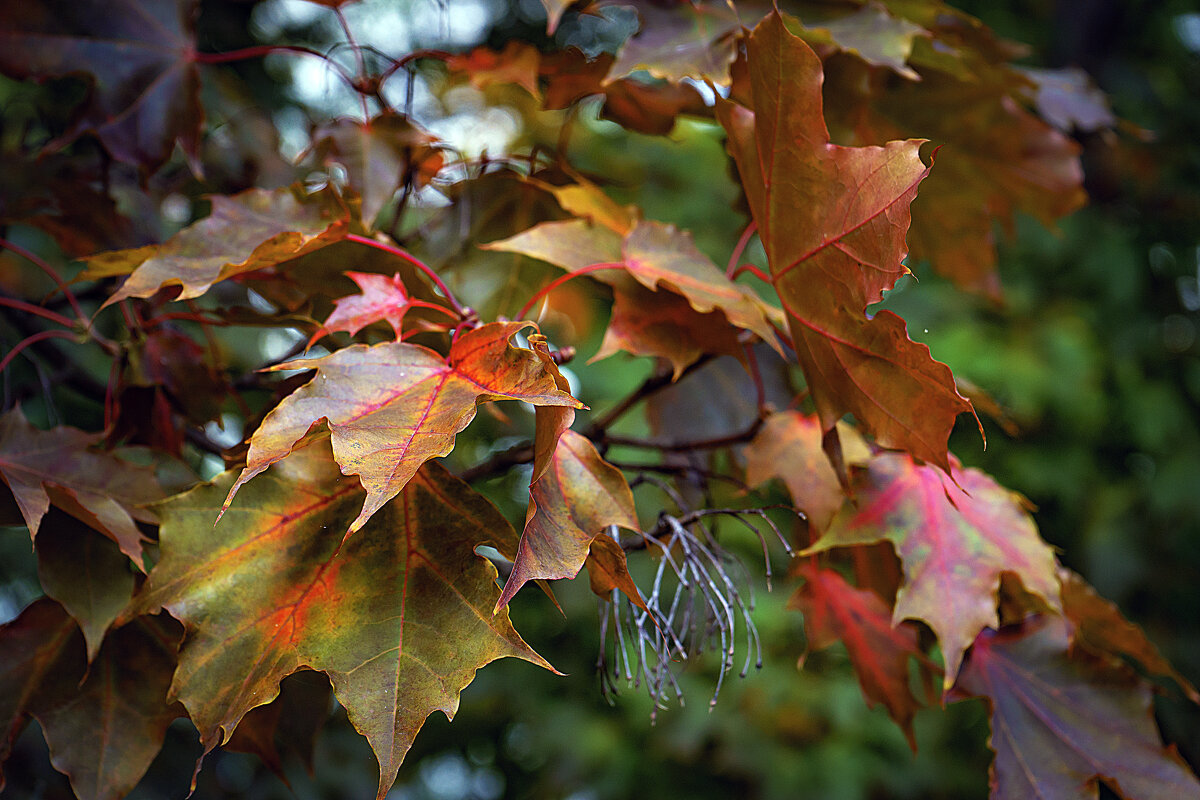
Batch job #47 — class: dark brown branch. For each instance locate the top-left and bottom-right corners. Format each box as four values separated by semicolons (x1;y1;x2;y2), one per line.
582;354;713;439
601;416;764;454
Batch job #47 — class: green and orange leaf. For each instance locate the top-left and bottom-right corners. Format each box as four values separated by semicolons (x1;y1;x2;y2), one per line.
127;441;552;800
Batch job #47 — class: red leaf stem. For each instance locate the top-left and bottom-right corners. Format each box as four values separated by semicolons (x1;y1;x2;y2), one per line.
344;233;467;318
515;262;626;322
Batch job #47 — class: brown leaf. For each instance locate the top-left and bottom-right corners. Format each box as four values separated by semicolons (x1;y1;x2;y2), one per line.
791;564;931;749
498;430;639;608
0;0;201;173
716;12;972;470
744;412;870;533
600;78;710;136
0;599;85;789
87;186;349;306
226;321;582;536
606;0;742;84
804;452;1061;688
0;407;162;563
1060;569;1200;703
128;442;551;800
225;670;332;782
951;616;1200;800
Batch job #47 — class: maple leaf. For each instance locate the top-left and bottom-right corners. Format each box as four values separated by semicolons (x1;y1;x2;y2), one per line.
595;276;745;377
951;616;1200;800
790;564;933;749
0;599;84;791
485;217;781;354
605;0;743;84
804;452;1061;688
0;0;201;173
1060;569;1200;703
311;271;454;346
0;407;163;564
716;11;972;471
311;114;444;229
787;2;927;81
744;412;871;533
35;511;136;661
126;442;552;800
85;186;350;306
36;616;183;800
822;59;1085;297
499;430;640;609
225;671;332;783
225;321;582;536
599;78;710;136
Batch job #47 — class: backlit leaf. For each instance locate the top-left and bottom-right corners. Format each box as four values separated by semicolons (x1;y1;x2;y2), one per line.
0;407;161;563
127;442;551;800
225;321;582;536
791;564;931;749
0;0;201;173
499;430;639;609
716;12;972;470
314;271;420;343
87;187;349;306
805;452;1061;687
744;412;870;533
951;616;1200;800
485;218;781;353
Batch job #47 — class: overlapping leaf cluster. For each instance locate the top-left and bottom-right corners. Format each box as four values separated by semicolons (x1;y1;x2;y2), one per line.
0;2;1193;799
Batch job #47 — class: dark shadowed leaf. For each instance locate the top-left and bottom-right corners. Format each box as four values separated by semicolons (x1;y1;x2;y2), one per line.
606;0;742;84
717;12;972;470
805;452;1061;687
127;442;551;800
0;0;201;173
36;511;135;661
791;564;933;749
226;321;582;537
787;3;926;80
0;407;162;563
37;616;183;800
1060;569;1200;703
0;599;85;790
226;670;333;782
951;616;1200;800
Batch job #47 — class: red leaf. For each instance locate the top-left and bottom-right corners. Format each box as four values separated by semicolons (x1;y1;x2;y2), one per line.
790;565;932;749
226;321;581;536
951;616;1200;800
315;271;415;343
716;12;972;470
805;452;1061;687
